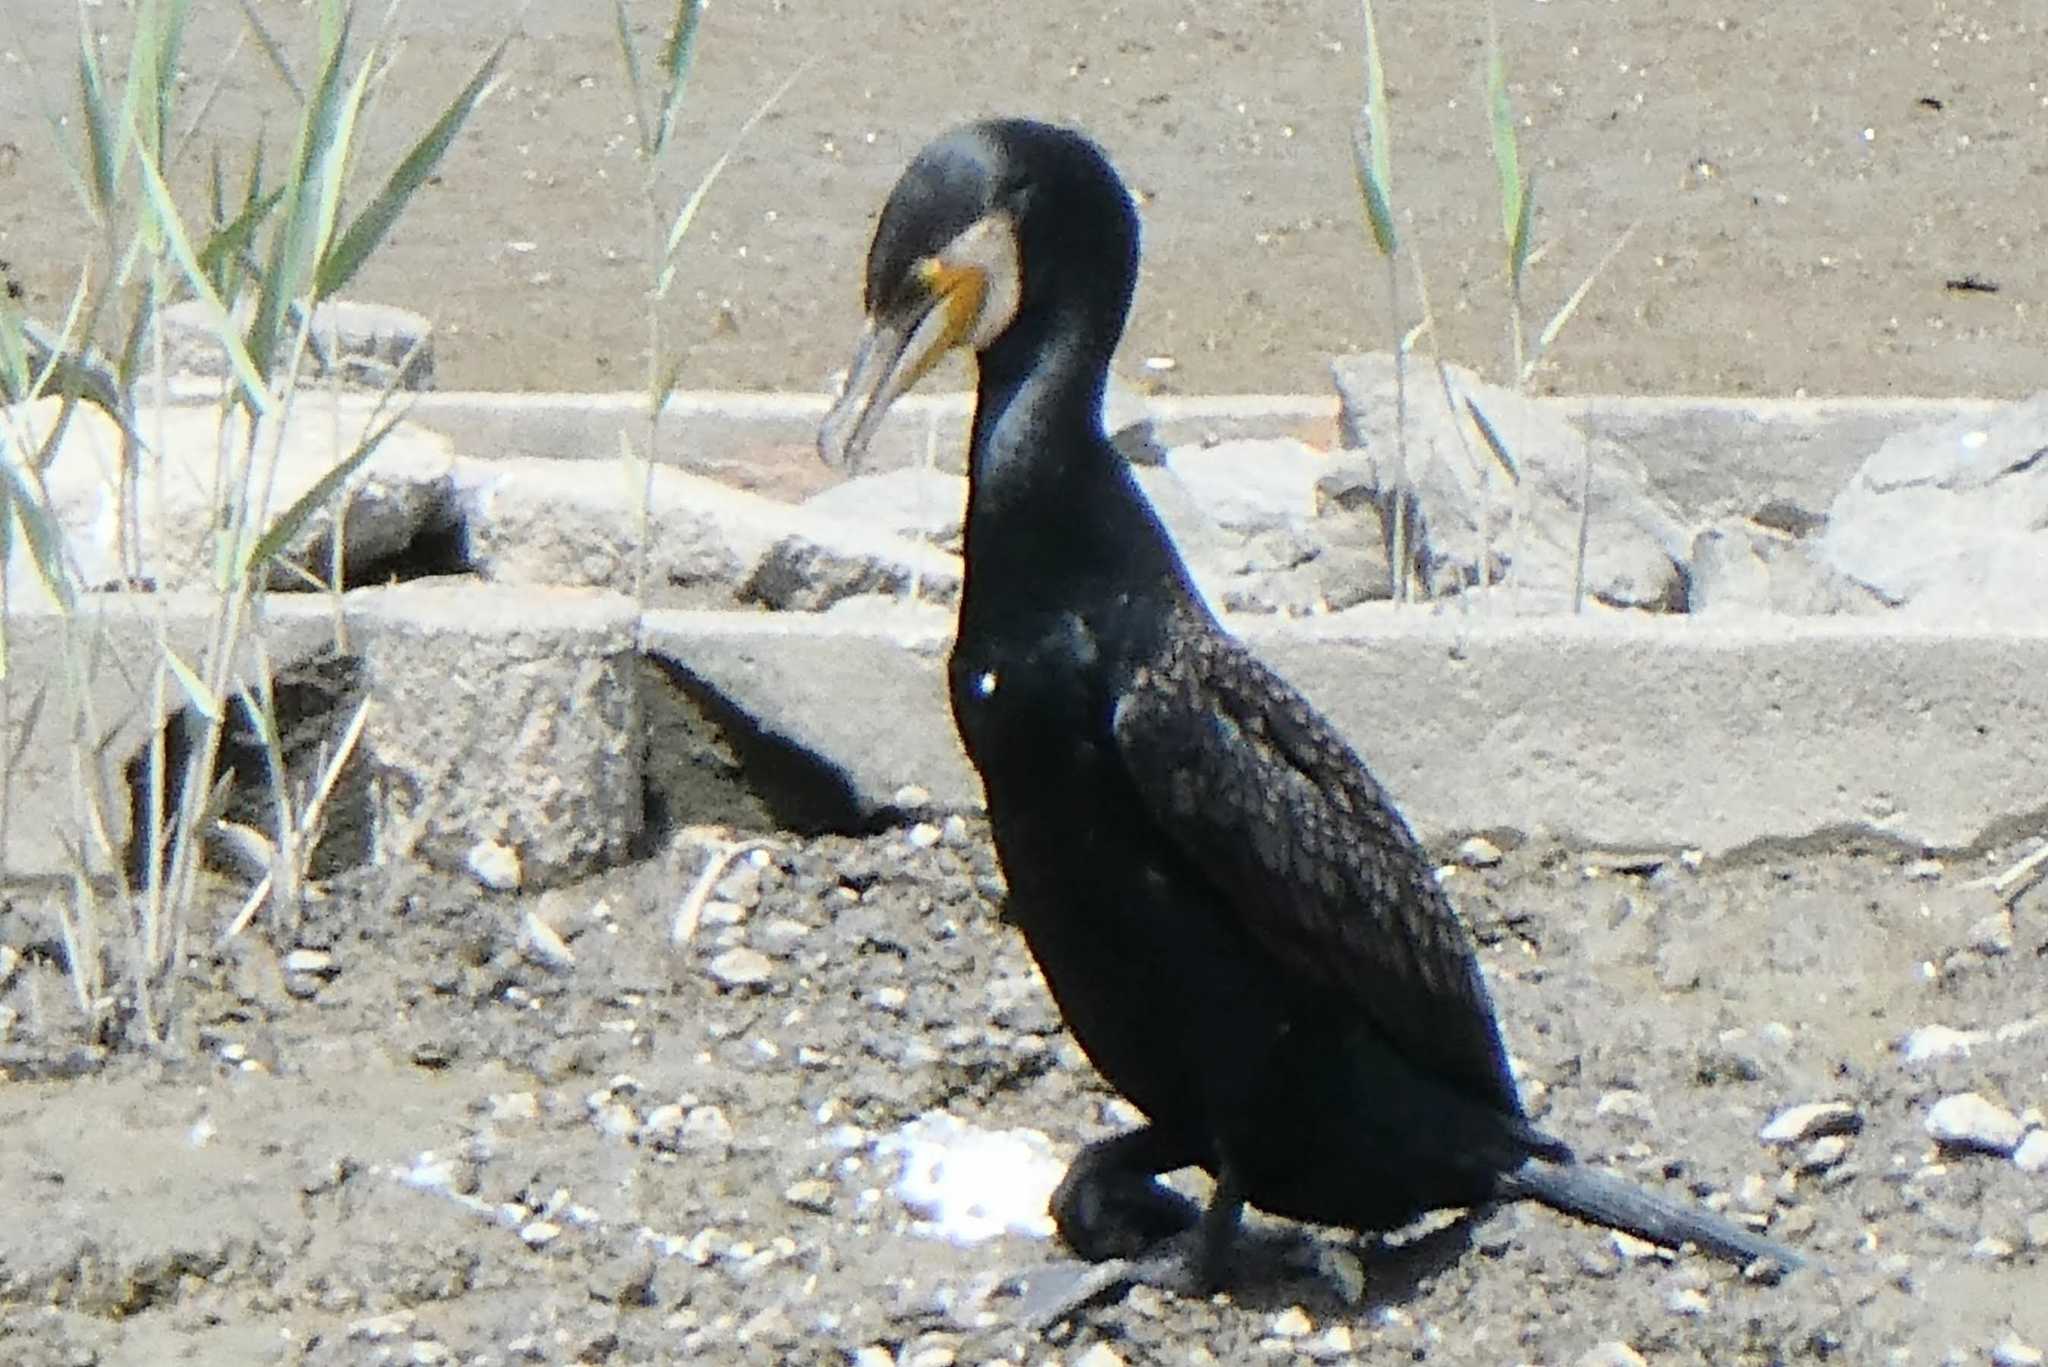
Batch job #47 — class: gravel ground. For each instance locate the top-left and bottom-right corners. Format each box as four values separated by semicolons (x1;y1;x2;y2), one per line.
2;823;2044;1365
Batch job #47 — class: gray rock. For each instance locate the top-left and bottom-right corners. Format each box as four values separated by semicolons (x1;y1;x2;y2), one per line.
802;468;967;548
1164;438;1325;535
1132;455;1391;617
1926;1092;2026;1155
1687;518;1885;615
1818;393;2048;616
1104;376;1165;465
1330;352;1691;610
6;397;454;605
161;296;434;392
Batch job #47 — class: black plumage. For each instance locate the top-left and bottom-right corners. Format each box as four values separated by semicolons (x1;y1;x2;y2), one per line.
820;118;1803;1311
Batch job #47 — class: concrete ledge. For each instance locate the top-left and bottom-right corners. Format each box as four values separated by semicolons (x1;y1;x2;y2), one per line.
14;593;2038;882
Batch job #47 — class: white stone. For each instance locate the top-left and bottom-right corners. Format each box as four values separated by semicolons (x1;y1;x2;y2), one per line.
1926;1092;2025;1154
2013;1129;2048;1174
1759;1100;1861;1144
709;947;774;989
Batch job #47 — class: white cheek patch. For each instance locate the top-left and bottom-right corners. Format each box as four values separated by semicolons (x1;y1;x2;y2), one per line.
974;669;999;698
941;213;1022;351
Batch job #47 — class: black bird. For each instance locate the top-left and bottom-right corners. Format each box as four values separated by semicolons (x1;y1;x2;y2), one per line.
820;118;1803;1315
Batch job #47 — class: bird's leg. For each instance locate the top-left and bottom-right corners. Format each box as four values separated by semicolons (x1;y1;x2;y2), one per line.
1011;1145;1247;1331
1195;1164;1246;1293
1049;1123;1201;1260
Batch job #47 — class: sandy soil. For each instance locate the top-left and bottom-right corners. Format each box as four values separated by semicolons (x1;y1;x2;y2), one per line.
1;0;2043;399
2;827;2045;1364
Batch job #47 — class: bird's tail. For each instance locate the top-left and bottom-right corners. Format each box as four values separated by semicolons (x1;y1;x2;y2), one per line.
1497;1155;1806;1270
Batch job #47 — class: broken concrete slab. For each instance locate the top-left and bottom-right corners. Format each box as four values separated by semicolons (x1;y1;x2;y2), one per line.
1817;393;2048;617
1330;354;1692;610
350;585;642;888
452;455;959;610
1687;519;1885;616
3;397;455;606
639;604;969;825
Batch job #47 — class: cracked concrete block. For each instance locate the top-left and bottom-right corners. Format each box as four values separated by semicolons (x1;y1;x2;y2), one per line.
349;585;642;886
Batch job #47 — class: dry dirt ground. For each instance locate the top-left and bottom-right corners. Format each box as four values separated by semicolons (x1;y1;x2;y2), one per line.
1;828;2046;1365
4;2;2048;1365
0;0;2044;398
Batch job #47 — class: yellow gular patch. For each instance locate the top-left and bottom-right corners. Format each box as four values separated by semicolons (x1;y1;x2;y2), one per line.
916;258;990;349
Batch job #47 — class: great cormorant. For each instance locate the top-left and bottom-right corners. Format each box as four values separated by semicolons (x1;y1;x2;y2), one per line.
820;118;1803;1318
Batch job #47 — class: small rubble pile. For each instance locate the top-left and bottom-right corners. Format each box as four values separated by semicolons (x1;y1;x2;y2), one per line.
8;349;2047;621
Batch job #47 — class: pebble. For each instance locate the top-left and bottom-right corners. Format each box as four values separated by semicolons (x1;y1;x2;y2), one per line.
1926;1092;2026;1155
1898;1025;1987;1064
283;947;337;977
1072;1347;1128;1367
466;839;522;891
1759;1100;1862;1144
520;1219;562;1248
1969;908;2016;956
0;943;18;987
784;1179;834;1213
850;1348;894;1367
2014;1129;2048;1174
1595;1089;1655;1125
1456;835;1503;868
1269;1305;1313;1337
349;1309;417;1341
409;1341;451;1366
1304;1325;1355;1361
1970;1236;2015;1262
1577;1344;1649;1367
709;947;774;989
1665;1286;1710;1316
1906;857;1945;880
587;1249;656;1305
488;1091;540;1123
906;822;943;849
519;912;575;972
1798;1135;1851;1173
1993;1337;2046;1367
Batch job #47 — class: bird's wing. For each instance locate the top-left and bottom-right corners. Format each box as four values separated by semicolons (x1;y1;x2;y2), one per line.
1112;625;1521;1114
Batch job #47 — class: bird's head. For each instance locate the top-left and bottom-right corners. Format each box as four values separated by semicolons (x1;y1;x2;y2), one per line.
819;119;1139;469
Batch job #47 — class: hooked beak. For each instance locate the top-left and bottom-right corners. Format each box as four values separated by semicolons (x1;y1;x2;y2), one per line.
818;261;990;471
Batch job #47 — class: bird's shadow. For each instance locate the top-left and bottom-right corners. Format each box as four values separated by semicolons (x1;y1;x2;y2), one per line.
994;1207;1487;1333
